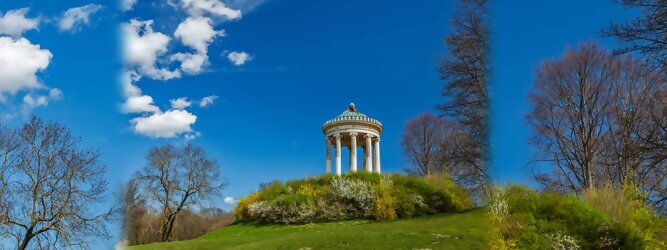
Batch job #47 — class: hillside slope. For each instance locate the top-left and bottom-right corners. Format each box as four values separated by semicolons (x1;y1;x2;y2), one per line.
130;208;488;250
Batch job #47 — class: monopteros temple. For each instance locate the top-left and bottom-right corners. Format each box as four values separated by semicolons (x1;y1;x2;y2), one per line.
322;103;382;175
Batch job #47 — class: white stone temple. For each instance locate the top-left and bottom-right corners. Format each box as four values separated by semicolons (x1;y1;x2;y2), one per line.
322;103;382;176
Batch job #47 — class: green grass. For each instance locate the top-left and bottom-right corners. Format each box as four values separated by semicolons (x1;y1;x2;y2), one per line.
129;208;489;250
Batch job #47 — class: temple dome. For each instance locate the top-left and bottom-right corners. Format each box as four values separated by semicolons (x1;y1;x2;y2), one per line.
322;103;382;131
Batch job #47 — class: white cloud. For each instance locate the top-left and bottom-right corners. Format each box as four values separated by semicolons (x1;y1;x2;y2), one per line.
58;4;103;32
22;88;63;113
120;71;160;114
170;97;192;109
23;94;48;108
48;88;63;100
171;52;208;74
179;0;242;20
121;0;138;12
226;0;266;13
131;109;197;138
121;70;142;98
0;8;39;38
223;196;237;204
184;131;201;141
0;37;52;94
172;17;221;74
174;16;222;53
122;19;181;80
227;51;250;66
123;95;160;113
199;95;218;107
119;0;255;139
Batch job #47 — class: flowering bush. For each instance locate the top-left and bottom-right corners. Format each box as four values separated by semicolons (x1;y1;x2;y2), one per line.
330;177;375;217
372;176;396;220
247;194;317;224
544;232;580;250
233;172;470;224
232;192;260;220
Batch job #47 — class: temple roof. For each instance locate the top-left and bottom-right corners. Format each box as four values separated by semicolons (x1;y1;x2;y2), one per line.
323;103;382;128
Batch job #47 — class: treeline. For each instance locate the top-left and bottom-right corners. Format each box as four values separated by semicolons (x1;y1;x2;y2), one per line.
121;145;228;245
123;200;233;245
526;0;666;213
527;42;665;210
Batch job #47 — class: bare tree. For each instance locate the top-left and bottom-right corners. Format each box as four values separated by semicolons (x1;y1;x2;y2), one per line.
0;117;112;249
402;113;450;176
135;144;224;242
0;124;20;240
528;43;617;192
604;58;664;181
528;43;666;208
604;0;667;211
605;0;667;67
437;0;490;196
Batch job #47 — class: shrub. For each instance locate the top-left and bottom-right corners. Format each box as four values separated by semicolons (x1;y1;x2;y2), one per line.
233;173;470;225
544;232;581;250
232;192;259;221
390;174;443;213
393;188;419;218
425;173;473;210
489;185;667;250
296;183;319;197
257;181;290;200
330;177;375;217
373;176;396;220
583;184;666;249
247;194;317;224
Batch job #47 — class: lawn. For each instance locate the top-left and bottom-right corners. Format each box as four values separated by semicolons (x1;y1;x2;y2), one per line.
129;208;489;250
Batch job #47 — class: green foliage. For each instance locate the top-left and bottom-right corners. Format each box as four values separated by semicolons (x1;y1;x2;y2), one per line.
233;173;471;225
584;184;666;249
489;185;666;250
393;187;421;218
257;181;290;200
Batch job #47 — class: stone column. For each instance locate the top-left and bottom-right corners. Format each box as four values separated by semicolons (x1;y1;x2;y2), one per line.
373;137;381;173
334;133;342;176
362;145;367;170
364;134;373;172
349;133;357;172
325;137;332;174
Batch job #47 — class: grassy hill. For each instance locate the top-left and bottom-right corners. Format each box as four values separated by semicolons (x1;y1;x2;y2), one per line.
129;208;488;250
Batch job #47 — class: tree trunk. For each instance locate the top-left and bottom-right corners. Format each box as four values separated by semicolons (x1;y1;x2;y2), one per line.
18;229;33;250
159;213;172;242
164;216;177;242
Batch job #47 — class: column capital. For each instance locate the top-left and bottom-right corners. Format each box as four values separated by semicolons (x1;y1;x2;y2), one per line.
349;132;358;138
373;137;380;142
364;133;373;139
334;133;342;139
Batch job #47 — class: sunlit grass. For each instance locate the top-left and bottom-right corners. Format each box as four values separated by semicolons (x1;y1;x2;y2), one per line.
129;208;488;250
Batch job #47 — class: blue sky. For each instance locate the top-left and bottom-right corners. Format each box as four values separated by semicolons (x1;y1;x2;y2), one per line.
0;0;637;247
